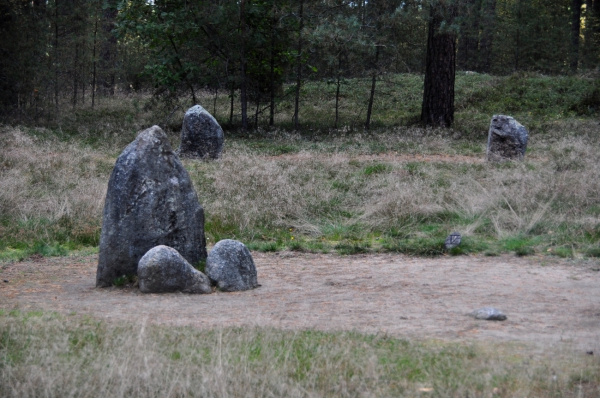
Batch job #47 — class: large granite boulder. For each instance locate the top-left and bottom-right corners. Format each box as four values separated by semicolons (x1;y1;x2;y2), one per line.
96;125;207;287
486;115;528;161
178;105;224;159
206;239;258;292
138;245;212;294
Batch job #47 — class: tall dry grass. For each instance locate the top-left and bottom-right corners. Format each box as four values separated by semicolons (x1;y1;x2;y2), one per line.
1;311;598;398
2;119;599;254
191;123;600;246
0;126;110;247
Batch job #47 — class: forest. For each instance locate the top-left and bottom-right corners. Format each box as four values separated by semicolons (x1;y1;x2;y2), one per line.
1;0;599;128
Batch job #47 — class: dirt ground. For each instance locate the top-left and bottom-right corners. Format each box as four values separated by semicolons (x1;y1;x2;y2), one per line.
1;252;600;353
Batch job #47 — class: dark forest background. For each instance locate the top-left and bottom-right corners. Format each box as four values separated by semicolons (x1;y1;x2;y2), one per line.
1;0;599;130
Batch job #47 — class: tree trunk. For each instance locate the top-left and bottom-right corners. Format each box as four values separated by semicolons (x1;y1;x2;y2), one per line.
421;3;456;128
365;46;379;130
229;82;234;125
254;96;260;130
584;0;600;68
54;0;59;116
269;10;276;127
479;0;496;72
457;0;481;71
166;34;196;104
293;0;304;131
81;39;85;105
72;43;78;109
571;0;582;73
240;0;248;130
100;0;118;95
335;53;342;129
514;0;522;71
91;11;98;109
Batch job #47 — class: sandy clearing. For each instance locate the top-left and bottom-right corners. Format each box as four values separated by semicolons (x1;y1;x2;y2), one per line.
1;252;599;353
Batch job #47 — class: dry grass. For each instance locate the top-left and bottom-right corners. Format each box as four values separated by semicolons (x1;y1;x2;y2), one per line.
1;118;599;257
1;310;599;398
189;120;600;255
0;126;110;253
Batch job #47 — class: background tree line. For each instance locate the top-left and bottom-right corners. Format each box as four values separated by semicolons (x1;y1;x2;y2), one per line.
1;0;599;129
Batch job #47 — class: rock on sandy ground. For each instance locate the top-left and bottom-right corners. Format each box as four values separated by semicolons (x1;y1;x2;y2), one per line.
1;252;600;353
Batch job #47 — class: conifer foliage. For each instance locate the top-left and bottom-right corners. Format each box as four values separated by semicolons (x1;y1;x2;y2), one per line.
0;0;598;127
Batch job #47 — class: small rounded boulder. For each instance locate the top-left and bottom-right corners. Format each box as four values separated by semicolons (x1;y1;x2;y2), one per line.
206;239;258;292
138;245;212;294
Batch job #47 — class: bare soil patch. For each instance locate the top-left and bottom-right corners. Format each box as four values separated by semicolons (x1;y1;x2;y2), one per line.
1;252;599;352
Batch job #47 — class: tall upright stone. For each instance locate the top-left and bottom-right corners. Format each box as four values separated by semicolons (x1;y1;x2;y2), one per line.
96;125;207;287
179;105;224;159
486;115;528;162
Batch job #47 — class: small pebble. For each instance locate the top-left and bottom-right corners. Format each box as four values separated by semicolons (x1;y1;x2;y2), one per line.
469;307;507;321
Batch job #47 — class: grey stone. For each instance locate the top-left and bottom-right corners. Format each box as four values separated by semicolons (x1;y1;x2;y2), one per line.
486;115;528;162
96;125;207;287
178;105;224;159
444;232;462;250
138;245;212;294
206;239;258;292
469;307;507;321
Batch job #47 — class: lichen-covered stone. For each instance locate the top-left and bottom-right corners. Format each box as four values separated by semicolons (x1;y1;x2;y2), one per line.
138;245;212;294
469;307;507;321
178;105;224;159
206;239;258;292
486;115;528;162
96;125;207;287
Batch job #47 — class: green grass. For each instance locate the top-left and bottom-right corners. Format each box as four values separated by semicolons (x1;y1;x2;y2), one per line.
1;310;598;397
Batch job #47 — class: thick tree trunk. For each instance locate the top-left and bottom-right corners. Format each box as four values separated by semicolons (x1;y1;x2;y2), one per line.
479;0;496;72
421;4;456;128
571;0;582;73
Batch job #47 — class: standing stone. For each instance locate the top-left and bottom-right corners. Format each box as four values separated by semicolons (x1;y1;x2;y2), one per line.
206;239;258;292
179;105;224;159
138;245;212;294
96;125;207;287
486;115;528;162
